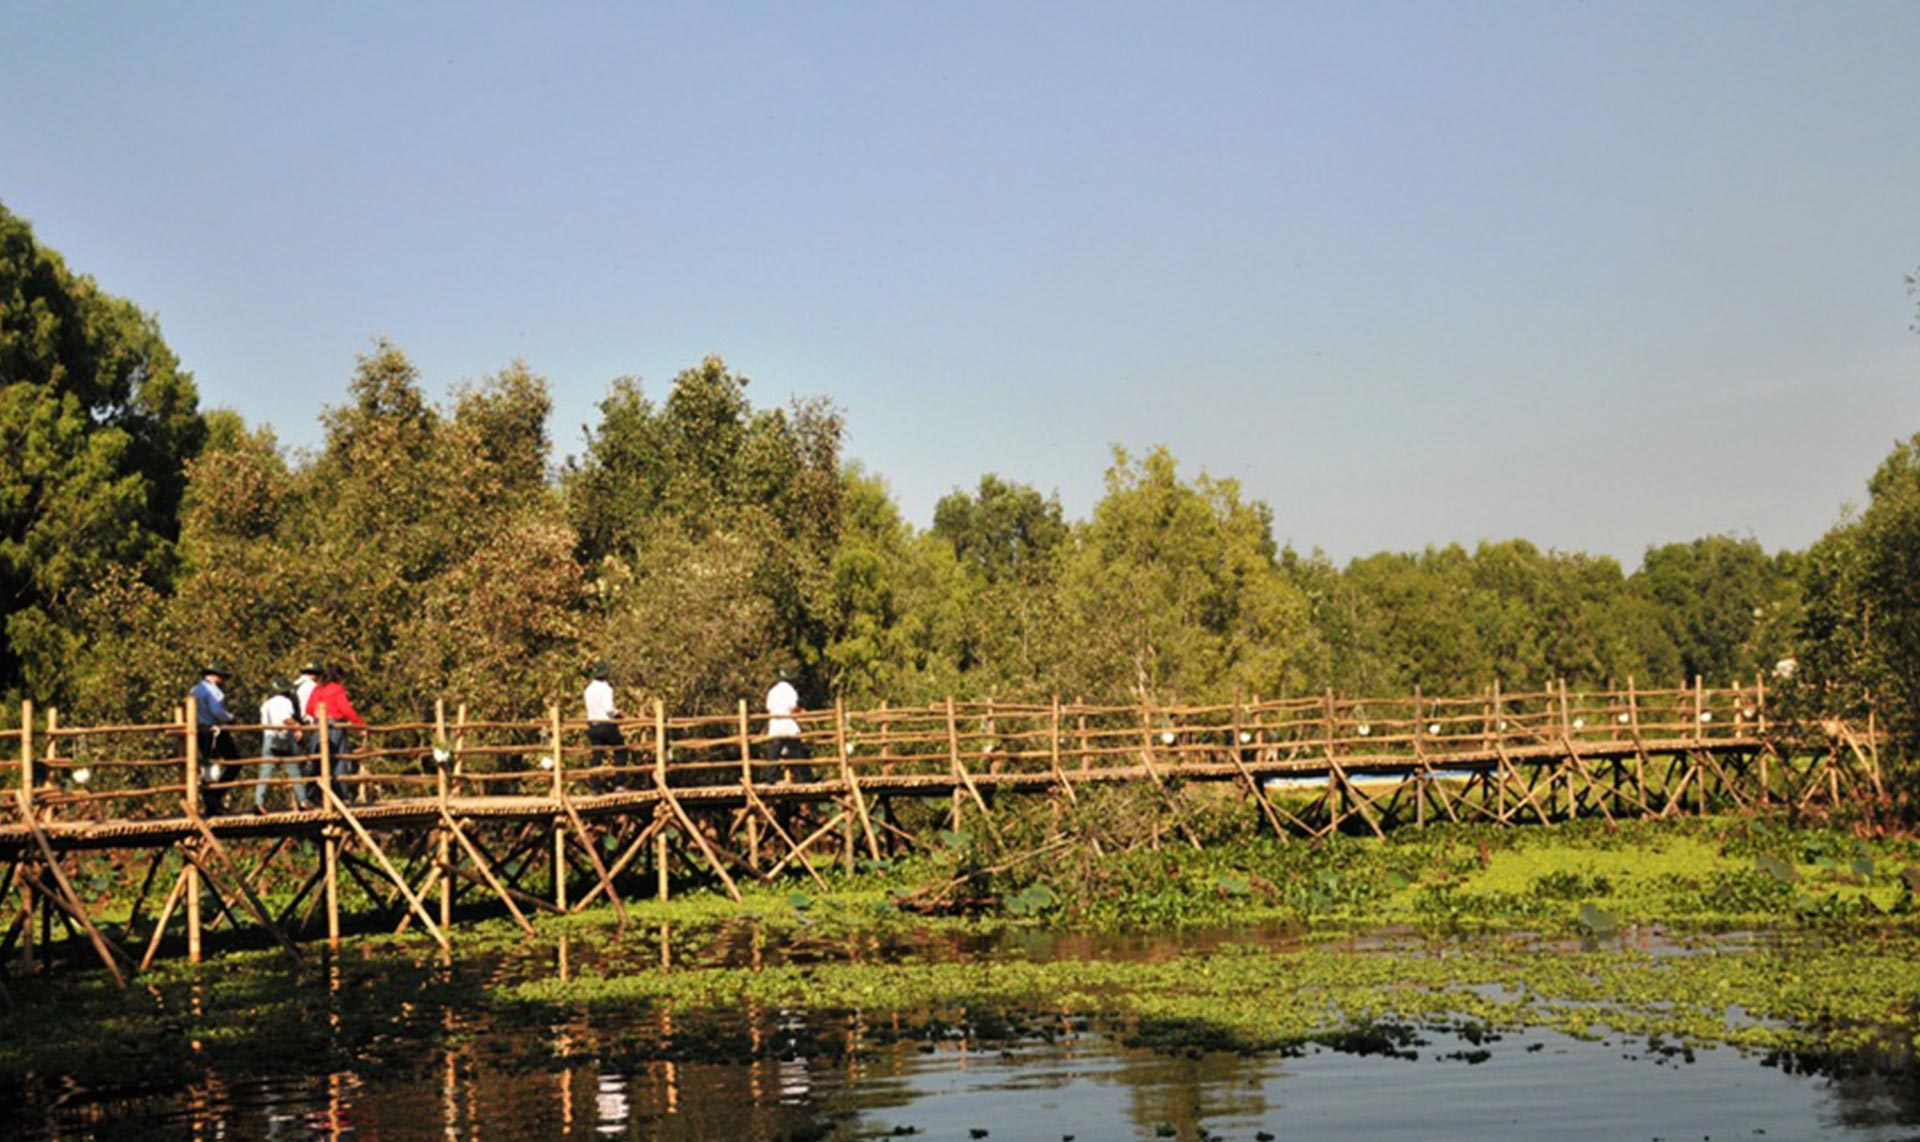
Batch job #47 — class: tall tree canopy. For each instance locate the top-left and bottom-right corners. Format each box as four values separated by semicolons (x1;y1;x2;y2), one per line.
564;357;844;707
0;201;204;705
1797;434;1920;744
2;209;1897;731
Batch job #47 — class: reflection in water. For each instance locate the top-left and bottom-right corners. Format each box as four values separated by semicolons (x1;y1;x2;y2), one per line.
12;1003;1920;1141
11;923;1920;1140
594;1070;628;1137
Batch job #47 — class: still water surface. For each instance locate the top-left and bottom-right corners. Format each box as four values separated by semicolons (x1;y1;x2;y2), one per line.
10;925;1920;1141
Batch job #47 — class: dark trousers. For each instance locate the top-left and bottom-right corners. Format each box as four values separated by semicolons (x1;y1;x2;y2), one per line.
758;736;813;785
300;728;353;802
587;721;626;792
196;727;242;815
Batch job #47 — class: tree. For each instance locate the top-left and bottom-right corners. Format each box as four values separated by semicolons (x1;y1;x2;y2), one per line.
1797;433;1920;743
568;357;845;702
1632;537;1791;687
267;345;583;718
932;475;1067;585
0;201;204;705
1051;447;1317;702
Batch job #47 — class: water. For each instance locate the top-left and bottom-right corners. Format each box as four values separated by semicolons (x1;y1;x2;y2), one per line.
15;1014;1920;1141
8;927;1920;1141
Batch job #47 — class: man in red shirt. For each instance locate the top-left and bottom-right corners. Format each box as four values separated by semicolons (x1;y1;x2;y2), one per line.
305;664;367;793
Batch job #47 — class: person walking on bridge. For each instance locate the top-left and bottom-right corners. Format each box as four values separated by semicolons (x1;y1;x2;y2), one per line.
293;661;323;803
584;660;626;793
306;664;367;798
255;678;309;813
764;667;811;784
189;664;241;816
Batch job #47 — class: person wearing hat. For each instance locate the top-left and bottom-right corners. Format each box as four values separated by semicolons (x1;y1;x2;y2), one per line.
188;663;241;815
583;661;626;794
255;677;309;813
293;661;324;801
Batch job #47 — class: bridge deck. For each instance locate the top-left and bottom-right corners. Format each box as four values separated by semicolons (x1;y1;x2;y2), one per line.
0;734;1765;854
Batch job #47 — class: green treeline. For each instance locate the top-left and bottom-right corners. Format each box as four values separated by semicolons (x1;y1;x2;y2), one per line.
3;203;1915;737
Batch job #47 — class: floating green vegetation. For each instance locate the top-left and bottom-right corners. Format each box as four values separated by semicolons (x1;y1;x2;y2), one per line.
498;925;1920;1064
10;812;1920;1093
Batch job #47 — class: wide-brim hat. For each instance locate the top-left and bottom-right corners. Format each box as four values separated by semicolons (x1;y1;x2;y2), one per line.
204;662;231;679
591;660;612;680
299;661;322;676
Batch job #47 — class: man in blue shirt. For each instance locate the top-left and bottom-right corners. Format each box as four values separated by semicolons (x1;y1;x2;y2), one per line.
189;664;241;816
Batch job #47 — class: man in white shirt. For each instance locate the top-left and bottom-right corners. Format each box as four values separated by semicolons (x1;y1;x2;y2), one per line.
255;679;309;812
584;661;625;793
763;668;811;784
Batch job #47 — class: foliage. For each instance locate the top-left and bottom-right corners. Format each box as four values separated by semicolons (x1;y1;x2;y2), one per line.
4;211;1914;741
0;201;205;707
1793;434;1920;749
1050;447;1317;702
565;357;843;706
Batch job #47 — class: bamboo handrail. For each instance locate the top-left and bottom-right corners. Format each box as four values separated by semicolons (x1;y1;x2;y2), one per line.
0;682;1816;831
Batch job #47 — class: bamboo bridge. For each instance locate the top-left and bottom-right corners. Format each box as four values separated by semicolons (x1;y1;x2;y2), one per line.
0;679;1884;986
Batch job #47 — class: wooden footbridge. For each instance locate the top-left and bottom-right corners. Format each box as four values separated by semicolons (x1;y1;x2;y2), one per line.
0;679;1883;985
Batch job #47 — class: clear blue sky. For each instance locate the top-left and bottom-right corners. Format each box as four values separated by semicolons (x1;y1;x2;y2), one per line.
5;1;1917;565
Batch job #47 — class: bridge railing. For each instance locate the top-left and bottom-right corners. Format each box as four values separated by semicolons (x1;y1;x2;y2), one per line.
3;679;1779;827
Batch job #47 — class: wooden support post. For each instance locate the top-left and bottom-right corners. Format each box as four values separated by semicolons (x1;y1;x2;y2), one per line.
185;866;203;964
836;698;881;862
322;783;449;951
42;708;56;795
1412;688;1426;828
1558;679;1573;819
559;799;627;928
738;700;759;869
182;808;300;965
183;695;199;818
946;697;963;833
573;813;672;911
19;805;128;986
1050;696;1077;806
551;704;566;913
182;697;206;962
647;700;740;902
1690;675;1705;815
653;700;668;791
1231;697;1286;838
1487;682;1505;820
1076;700;1089;773
944;698;996;831
435;699;451;929
656;829;670;904
654;700;671;902
12;703;27;974
140;865;190;972
17;700;30;816
438;811;536;935
320;710;338;950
